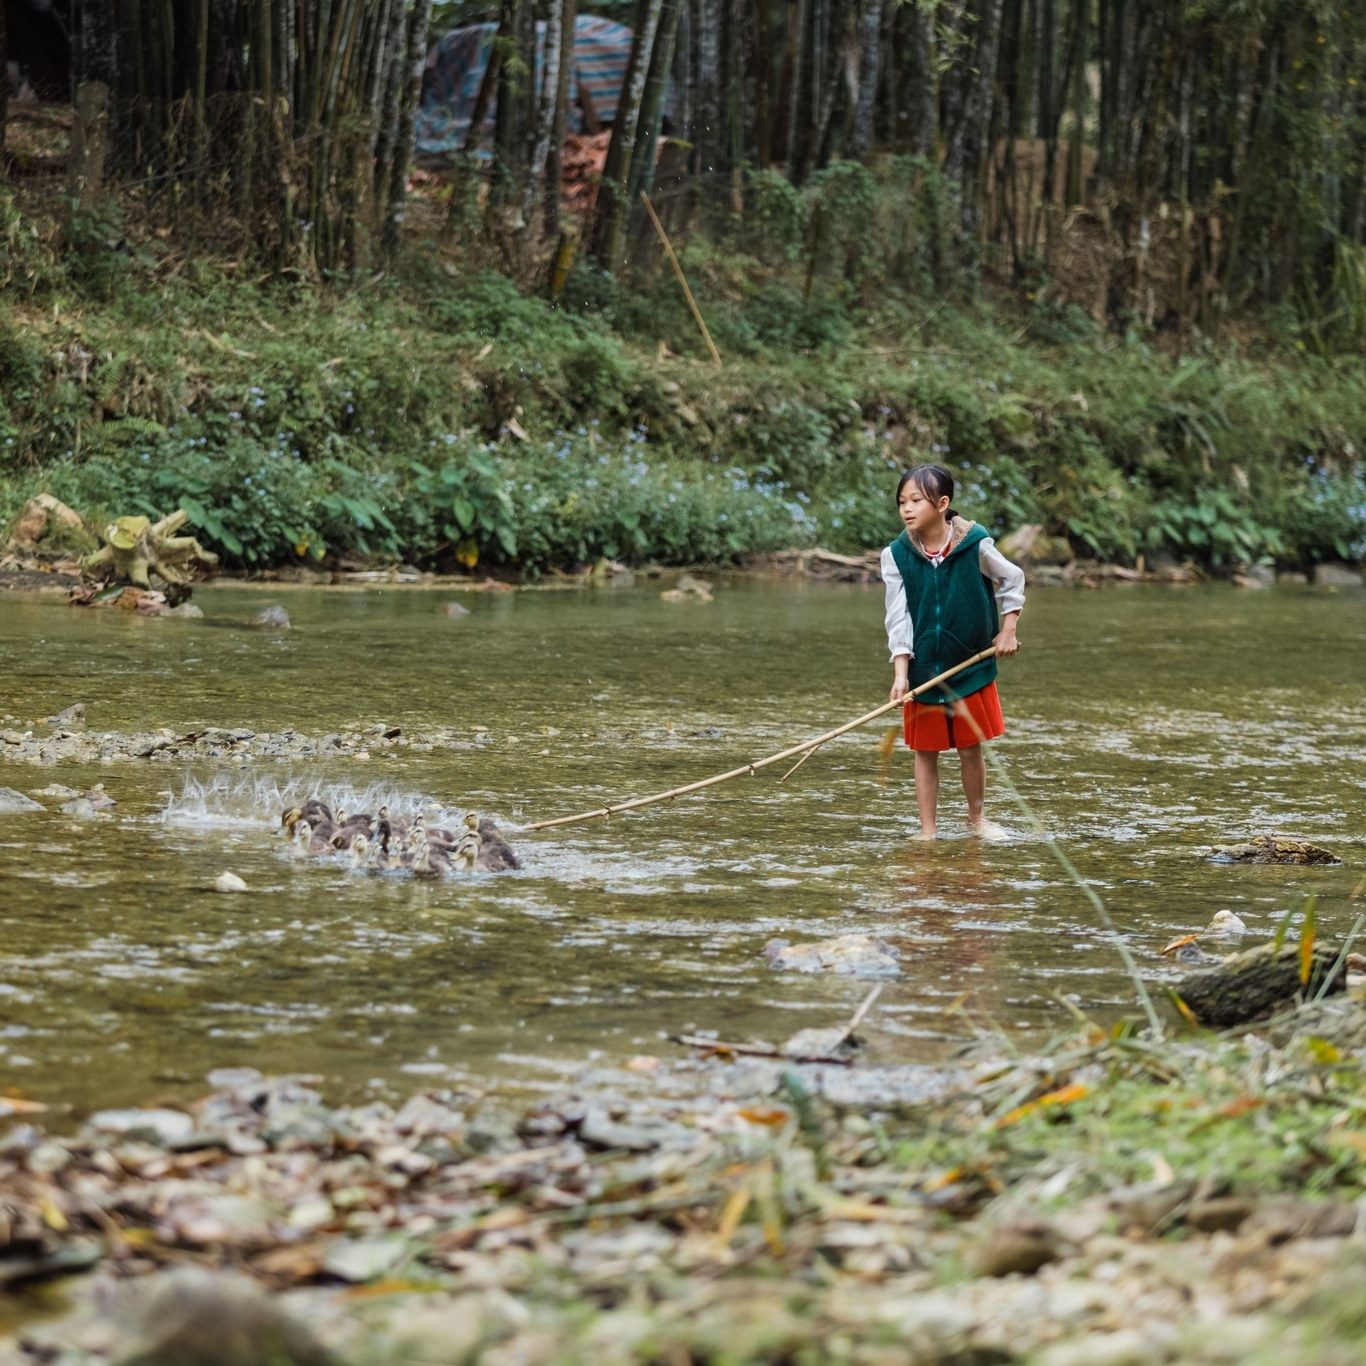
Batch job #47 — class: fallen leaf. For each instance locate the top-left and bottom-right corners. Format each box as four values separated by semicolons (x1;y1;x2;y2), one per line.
922;1166;965;1193
737;1107;790;1128
1219;1095;1264;1118
997;1082;1089;1128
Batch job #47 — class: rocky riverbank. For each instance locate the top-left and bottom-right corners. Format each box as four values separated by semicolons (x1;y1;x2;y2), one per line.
4;997;1365;1364
0;717;493;768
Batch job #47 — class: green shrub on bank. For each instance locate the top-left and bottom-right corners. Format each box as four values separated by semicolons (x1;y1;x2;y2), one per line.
2;227;1363;571
7;424;814;573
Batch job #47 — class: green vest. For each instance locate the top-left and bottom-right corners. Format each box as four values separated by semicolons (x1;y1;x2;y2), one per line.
888;524;999;704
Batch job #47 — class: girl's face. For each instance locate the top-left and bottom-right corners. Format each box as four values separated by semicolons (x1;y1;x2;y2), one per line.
898;481;950;535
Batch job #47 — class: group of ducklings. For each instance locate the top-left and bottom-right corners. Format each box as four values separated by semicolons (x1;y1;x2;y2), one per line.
280;799;519;876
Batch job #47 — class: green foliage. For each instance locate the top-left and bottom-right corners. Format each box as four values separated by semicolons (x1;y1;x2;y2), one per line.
806;160;879;285
1139;488;1284;567
62;202;135;298
744;283;853;355
402;444;518;566
2;226;1361;575
1025;295;1099;347
0;189;60;294
739;167;807;262
729;397;839;487
508;437;813;568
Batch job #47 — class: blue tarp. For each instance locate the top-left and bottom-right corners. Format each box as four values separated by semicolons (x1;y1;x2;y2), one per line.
417;15;640;156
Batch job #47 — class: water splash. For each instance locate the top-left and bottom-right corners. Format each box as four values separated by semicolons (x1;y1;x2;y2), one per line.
159;774;467;829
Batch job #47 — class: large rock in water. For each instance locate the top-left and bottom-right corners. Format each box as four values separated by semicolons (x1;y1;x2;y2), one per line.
762;934;900;977
1207;835;1341;866
0;788;44;813
1176;942;1347;1027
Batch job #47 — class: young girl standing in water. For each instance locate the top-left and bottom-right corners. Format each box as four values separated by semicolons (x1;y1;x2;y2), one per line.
881;464;1025;839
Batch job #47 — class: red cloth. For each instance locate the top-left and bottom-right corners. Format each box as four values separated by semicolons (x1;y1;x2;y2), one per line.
903;681;1005;752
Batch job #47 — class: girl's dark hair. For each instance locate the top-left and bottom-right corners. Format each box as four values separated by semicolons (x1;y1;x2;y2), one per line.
896;464;958;521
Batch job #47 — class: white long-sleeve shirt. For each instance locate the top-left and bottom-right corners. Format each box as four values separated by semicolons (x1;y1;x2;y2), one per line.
881;537;1026;661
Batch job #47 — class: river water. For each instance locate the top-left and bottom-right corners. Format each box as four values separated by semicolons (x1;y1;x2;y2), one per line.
1;578;1362;1116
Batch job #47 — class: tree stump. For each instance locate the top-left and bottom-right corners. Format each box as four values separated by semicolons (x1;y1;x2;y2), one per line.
1176;942;1348;1028
80;510;219;600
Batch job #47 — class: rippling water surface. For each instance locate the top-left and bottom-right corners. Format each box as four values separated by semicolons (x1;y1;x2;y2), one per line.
1;578;1362;1115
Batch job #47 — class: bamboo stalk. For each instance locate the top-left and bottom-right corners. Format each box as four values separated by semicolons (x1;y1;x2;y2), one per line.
525;647;997;831
639;190;722;367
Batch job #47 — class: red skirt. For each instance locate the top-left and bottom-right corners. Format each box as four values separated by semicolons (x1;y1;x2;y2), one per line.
903;681;1005;752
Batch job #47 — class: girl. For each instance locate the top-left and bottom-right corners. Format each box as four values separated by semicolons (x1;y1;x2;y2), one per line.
881;464;1025;839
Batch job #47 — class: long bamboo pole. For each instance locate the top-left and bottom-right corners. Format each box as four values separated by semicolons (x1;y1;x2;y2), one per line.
525;646;998;831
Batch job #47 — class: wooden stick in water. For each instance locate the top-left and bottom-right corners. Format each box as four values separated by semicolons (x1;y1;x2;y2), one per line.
525;647;997;831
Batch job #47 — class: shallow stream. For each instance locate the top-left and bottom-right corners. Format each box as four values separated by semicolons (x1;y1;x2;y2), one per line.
1;578;1362;1116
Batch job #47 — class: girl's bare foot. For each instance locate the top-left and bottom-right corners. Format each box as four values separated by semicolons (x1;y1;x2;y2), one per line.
968;818;1008;842
916;827;938;841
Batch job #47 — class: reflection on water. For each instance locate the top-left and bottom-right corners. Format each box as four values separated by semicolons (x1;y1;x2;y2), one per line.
0;578;1362;1115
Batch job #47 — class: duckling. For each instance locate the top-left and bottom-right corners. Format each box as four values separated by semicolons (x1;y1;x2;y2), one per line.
368;834;393;872
291;819;314;858
349;833;371;870
424;808;461;850
452;837;478;872
415;828;457;878
464;811;519;871
281;806;304;835
301;798;334;827
329;816;372;851
293;820;335;859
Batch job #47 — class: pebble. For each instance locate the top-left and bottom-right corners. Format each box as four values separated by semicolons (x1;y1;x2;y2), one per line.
214;872;249;894
87;1108;196;1147
251;605;292;629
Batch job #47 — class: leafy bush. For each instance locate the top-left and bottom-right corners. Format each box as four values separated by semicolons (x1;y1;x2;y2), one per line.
744;282;852;355
1138;488;1283;567
401;443;518;567
740;167;807;262
507;436;813;569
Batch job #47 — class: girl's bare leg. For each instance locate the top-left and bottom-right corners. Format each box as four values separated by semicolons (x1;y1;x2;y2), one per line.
960;744;986;828
914;750;940;838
